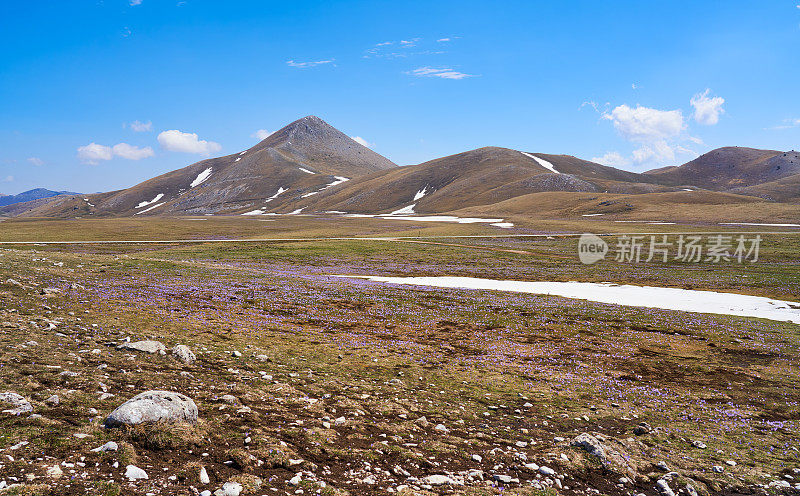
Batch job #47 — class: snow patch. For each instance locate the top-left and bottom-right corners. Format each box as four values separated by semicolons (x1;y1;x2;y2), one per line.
521;152;560;174
413;186;429;201
298;167;315;174
190;167;213;187
338;276;800;325
136;193;164;209
720;222;800;228
582;213;603;217
301;192;318;198
134;202;165;215
288;208;305;215
379;214;513;227
265;187;287;203
389;204;416;215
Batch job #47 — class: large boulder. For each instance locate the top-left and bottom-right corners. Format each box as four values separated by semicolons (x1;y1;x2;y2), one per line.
0;392;33;415
172;345;196;364
119;340;166;354
105;391;198;428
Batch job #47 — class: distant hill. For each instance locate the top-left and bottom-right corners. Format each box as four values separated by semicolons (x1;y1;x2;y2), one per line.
5;127;800;220
644;147;800;190
0;188;78;207
4;116;397;217
267;147;682;215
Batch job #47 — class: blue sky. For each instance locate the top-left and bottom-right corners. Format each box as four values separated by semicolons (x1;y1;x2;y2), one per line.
1;1;799;194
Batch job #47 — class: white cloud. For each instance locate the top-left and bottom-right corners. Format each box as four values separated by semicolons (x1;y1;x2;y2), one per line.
112;143;155;160
603;104;684;142
252;129;274;140
3;175;13;182
407;66;475;80
350;136;373;148
768;118;800;130
690;89;725;125
591;151;630;167
597;103;695;166
77;143;113;164
128;120;152;132
286;59;334;68
631;142;676;164
27;157;44;166
77;142;154;164
157;130;222;155
130;0;142;5
437;38;451;42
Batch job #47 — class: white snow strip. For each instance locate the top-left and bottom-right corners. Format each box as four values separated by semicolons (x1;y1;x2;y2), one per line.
344;214;377;218
288;208;305;215
235;157;241;162
720;223;800;227
338;276;800;325
325;210;347;214
134;202;165;215
521;152;560;174
413;186;429;201
326;176;349;187
136;193;164;209
582;213;603;217
301;192;319;198
379;215;511;226
265;187;287;203
491;222;515;228
389;204;416;215
239;151;246;156
682;188;693;191
298;167;315;174
190;167;213;188
242;209;267;216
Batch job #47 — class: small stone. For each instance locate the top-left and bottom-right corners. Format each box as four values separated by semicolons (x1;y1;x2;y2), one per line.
493;474;517;484
434;423;449;434
172;345;196;364
46;465;63;479
539;466;556;476
45;395;60;406
288;474;302;486
471;454;482;463
231;350;242;357
0;392;33;415
118;340;166;354
524;462;540;472
199;466;210;484
334;416;346;426
725;460;736;466
125;465;148;480
656;479;676;496
690;440;707;449
91;441;119;452
221;481;242;496
712;465;724;473
422;474;455;486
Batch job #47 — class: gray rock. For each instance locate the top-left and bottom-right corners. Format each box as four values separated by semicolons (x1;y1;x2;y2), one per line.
105;390;198;427
492;474;518;484
172;345;196;364
656;479;675;496
712;465;724;473
119;340;166;354
572;433;607;461
125;465;148;480
220;482;242;496
633;422;653;435
538;466;556;476
0;392;33;415
45;395;59;406
422;474;455;486
200;466;210;484
92;441;119;452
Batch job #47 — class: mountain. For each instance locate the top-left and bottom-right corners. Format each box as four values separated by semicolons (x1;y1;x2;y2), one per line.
644;147;800;190
0;188;78;207
267;146;682;215
4;116;397;217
